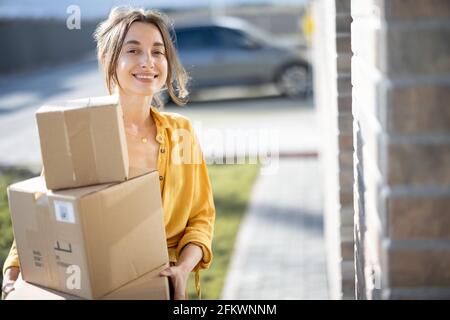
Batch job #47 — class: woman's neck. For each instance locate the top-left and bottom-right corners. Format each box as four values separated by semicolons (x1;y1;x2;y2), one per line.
119;92;154;128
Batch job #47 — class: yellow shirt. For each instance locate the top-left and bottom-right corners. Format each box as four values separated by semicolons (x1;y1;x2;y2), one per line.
3;106;216;297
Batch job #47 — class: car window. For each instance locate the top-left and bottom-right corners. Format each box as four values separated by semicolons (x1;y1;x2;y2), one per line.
214;27;251;48
175;28;214;50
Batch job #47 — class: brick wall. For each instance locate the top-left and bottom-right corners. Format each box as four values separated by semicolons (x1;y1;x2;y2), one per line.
312;0;354;299
352;0;450;299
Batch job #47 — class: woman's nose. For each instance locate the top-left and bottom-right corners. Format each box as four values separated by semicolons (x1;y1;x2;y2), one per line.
140;51;155;69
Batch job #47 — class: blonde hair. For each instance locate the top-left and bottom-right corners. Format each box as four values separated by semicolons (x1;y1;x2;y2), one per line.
93;6;189;107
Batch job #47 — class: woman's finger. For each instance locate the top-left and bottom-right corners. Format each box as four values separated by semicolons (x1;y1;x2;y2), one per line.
2;282;15;295
159;267;173;277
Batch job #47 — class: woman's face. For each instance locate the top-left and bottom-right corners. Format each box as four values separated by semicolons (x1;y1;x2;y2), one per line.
116;21;168;97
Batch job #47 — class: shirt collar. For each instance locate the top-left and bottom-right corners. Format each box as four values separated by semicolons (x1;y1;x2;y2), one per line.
150;106;168;144
150;106;170;129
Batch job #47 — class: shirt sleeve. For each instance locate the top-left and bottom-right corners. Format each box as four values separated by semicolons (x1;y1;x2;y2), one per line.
3;239;20;275
175;122;215;271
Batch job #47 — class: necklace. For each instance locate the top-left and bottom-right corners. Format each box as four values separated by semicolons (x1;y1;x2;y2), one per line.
124;113;156;144
124;124;152;144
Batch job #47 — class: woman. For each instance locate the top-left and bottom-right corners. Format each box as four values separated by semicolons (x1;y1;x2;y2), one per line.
2;7;215;300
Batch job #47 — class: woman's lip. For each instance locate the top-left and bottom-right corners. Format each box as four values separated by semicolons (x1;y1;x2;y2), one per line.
133;74;158;83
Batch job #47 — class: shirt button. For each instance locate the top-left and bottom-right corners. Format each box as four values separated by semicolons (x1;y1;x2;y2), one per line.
156;135;164;143
160;148;165;153
159;175;164;181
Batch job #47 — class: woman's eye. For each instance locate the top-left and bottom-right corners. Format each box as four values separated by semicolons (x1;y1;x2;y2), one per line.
154;51;165;55
127;49;138;54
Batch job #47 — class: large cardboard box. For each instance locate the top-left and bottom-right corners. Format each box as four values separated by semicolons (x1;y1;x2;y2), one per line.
6;264;170;300
102;263;170;300
6;274;83;300
7;171;169;300
36;96;129;190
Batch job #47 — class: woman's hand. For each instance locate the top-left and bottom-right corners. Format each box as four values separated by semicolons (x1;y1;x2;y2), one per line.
2;266;20;300
160;243;203;300
160;264;190;300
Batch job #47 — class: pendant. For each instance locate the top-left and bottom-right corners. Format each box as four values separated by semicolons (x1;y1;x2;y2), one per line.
141;137;148;143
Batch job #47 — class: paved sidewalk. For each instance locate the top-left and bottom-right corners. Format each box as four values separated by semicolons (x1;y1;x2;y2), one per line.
221;157;328;299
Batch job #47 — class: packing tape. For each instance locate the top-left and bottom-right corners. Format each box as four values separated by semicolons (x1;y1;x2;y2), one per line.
88;104;100;183
64;106;99;185
60;112;77;184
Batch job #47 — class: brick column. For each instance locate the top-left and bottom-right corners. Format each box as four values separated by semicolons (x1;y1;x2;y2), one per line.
352;0;450;299
312;0;355;299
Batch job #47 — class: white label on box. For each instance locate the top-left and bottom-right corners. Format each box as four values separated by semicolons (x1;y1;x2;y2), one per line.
54;200;76;224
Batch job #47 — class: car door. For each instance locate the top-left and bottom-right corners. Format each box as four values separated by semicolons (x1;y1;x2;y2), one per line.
174;27;219;89
210;27;273;86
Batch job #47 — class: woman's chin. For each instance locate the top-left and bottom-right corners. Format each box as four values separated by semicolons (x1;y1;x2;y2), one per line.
126;87;159;97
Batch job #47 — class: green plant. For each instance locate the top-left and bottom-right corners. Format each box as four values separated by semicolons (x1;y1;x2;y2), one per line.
187;164;259;299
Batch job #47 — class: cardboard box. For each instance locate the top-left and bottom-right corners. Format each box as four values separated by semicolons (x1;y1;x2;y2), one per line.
7;171;169;300
6;274;83;300
36;96;129;190
6;264;170;300
101;263;170;300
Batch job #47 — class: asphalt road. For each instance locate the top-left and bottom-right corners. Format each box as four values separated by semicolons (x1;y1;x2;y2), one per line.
0;56;318;170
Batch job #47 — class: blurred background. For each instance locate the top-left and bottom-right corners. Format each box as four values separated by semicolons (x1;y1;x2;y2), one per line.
4;0;448;301
0;0;325;300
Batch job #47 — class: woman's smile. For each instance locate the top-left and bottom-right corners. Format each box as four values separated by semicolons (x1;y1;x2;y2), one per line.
132;72;159;83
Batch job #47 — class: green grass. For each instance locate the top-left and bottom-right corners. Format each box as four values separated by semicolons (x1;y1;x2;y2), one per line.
0;164;260;299
0;177;13;284
187;164;260;300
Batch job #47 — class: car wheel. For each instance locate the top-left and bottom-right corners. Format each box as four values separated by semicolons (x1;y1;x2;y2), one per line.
276;64;311;98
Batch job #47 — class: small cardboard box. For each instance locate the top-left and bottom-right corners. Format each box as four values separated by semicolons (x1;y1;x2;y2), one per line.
7;171;169;300
36;96;129;190
6;264;170;300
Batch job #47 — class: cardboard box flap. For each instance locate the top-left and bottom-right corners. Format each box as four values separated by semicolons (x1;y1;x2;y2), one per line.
87;102;129;182
9;189;55;288
8;176;111;200
7;185;55;287
9;172;160;206
7;176;47;193
37;96;119;113
36;111;75;188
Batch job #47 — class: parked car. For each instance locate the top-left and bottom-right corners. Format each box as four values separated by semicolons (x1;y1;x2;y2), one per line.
165;16;312;101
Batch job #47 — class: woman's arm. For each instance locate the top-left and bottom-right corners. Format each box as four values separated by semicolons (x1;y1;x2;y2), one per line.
159;243;203;300
2;239;20;276
2;239;21;299
176;243;203;273
2;266;20;299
